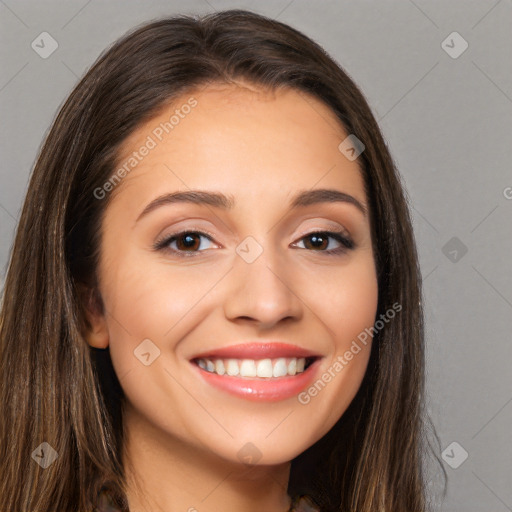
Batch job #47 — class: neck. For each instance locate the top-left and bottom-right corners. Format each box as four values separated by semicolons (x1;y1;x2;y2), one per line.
122;402;293;512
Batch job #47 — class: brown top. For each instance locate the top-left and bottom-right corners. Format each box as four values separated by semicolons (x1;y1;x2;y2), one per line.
94;482;321;512
288;494;322;512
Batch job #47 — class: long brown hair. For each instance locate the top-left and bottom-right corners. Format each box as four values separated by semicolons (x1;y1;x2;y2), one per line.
0;9;446;511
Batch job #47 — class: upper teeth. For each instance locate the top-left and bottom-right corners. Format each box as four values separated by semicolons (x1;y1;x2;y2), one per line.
196;357;307;378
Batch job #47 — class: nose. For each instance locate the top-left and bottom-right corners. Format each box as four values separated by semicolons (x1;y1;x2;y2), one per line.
223;243;304;329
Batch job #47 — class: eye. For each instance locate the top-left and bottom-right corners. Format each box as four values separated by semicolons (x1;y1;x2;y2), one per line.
153;229;355;258
292;230;354;256
153;230;218;257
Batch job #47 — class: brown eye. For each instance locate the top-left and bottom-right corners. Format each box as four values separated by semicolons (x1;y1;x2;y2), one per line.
175;233;201;251
294;231;354;255
154;230;216;257
303;233;329;251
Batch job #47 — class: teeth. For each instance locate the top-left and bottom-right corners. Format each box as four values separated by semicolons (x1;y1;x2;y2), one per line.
215;359;225;375
226;359;239;376
195;357;310;378
240;359;257;377
273;358;288;377
256;359;272;378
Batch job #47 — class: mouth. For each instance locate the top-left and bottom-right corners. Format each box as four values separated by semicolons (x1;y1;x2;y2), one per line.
188;343;323;402
191;356;318;378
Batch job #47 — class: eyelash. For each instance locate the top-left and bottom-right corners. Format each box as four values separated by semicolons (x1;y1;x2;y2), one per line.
153;229;355;258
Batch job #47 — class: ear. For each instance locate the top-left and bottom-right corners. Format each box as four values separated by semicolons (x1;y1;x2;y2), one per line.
77;282;109;349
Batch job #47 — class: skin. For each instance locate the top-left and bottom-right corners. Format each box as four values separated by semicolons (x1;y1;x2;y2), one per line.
84;81;379;512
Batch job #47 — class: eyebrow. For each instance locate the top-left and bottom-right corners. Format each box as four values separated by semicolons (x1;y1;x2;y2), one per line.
135;188;367;223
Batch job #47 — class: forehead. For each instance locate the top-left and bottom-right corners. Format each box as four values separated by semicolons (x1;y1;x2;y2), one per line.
109;82;366;209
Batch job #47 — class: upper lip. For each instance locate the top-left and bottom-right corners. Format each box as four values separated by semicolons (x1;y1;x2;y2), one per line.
190;342;321;360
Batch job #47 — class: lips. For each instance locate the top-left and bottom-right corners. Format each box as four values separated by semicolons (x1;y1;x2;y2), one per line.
189;342;323;401
189;342;321;360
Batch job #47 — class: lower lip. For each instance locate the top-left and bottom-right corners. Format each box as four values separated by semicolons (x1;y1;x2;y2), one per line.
190;358;322;402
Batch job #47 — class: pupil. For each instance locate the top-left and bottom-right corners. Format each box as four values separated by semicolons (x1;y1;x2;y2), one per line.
179;234;199;250
309;234;327;250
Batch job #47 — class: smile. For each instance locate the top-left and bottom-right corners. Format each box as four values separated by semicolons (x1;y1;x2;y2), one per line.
193;356;315;378
189;343;323;402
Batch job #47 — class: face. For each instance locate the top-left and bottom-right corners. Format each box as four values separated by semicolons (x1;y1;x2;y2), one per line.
86;82;378;466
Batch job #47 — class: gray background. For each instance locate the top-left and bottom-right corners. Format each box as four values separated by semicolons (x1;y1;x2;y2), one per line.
1;1;511;510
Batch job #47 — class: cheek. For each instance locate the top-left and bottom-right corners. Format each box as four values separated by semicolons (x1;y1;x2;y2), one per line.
300;254;379;349
334;266;378;350
101;250;228;365
293;255;378;423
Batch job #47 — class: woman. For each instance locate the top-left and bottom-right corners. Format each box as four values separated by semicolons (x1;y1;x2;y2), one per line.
0;9;446;512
